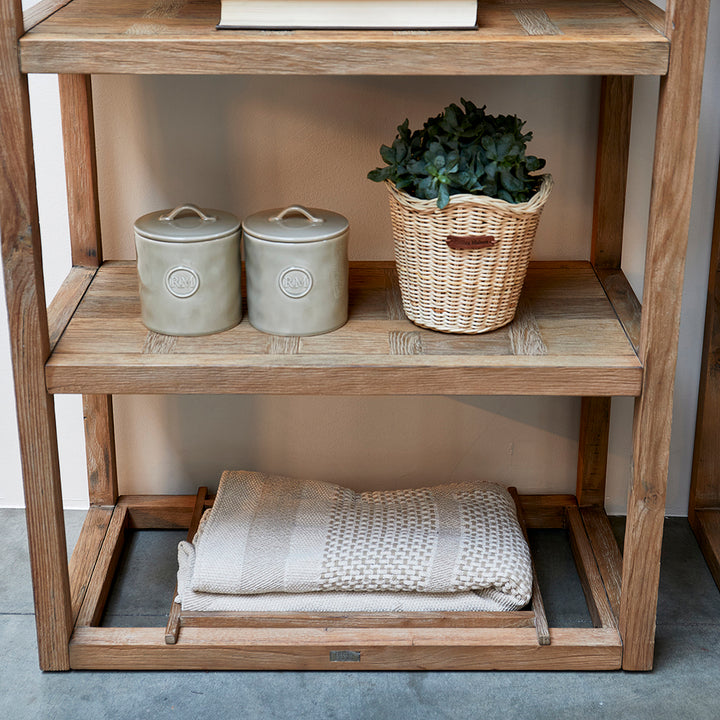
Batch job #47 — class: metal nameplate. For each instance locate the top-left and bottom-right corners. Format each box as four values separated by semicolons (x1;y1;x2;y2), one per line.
329;650;361;662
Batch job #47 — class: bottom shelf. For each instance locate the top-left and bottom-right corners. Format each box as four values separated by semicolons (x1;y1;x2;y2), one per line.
690;508;720;591
67;492;623;671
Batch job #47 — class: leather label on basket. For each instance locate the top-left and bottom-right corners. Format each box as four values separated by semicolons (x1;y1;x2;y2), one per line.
445;235;497;250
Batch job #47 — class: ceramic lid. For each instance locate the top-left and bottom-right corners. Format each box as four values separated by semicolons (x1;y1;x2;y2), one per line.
134;204;240;242
242;205;348;243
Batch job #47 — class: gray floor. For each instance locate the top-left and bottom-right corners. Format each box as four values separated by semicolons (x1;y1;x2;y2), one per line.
2;509;720;719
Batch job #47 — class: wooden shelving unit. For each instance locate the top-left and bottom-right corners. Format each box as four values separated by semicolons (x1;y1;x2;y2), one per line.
689;154;720;588
0;0;710;672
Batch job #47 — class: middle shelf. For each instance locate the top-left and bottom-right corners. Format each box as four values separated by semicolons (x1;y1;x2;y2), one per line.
45;260;642;396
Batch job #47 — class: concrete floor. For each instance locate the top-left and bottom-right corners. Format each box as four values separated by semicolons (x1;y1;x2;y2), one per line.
2;509;720;719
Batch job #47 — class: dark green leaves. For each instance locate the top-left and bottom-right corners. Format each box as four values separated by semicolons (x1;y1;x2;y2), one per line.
368;98;546;208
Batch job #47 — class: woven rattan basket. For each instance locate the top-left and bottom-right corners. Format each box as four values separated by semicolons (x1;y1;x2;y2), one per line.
387;175;553;334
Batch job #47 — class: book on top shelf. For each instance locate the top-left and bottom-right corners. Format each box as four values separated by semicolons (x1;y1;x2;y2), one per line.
217;0;479;30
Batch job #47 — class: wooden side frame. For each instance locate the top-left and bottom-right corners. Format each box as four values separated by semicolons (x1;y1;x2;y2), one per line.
620;0;711;671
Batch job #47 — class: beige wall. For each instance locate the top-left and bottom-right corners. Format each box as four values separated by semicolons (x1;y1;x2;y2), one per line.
1;2;719;513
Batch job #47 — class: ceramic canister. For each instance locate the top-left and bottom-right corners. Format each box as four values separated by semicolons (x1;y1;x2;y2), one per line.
134;203;241;336
242;205;349;336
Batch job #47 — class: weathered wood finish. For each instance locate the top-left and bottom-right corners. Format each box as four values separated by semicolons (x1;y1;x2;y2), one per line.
619;0;710;672
46;265;96;351
45;262;642;396
75;504;127;626
576;397;611;507
19;0;669;76
58;72;120;507
576;74;635;511
68;626;622;671
689;157;720;517
595;267;642;352
68;506;113;624
59;73;102;268
566;506;617;630
592;76;634;270
0;0;73;671
581;507;623;619
689;510;720;592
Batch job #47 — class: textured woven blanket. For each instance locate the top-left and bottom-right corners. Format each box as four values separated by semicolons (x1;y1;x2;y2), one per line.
188;471;532;609
177;540;521;612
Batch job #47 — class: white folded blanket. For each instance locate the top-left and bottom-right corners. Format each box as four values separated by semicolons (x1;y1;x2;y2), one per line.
177;540;522;612
183;471;532;610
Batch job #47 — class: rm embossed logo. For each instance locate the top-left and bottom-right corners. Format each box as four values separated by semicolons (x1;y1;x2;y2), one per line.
279;267;313;298
165;266;200;298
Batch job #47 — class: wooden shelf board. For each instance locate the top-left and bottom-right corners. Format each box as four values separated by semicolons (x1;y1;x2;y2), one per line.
45;260;642;396
19;0;668;75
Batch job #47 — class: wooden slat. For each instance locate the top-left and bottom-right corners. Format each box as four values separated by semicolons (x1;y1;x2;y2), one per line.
576;397;611;507
519;493;576;529
68;506;113;624
45;262;643;397
82;394;118;505
46;265;96;351
58;74;102;267
119;494;198;529
0;0;73;671
566;506;617;630
19;0;669;76
180;611;537;630
22;0;73;31
69;626;622;671
619;0;710;672
689;157;720;517
580;507;623;619
591;76;634;270
76;504;127;627
509;487;550;645
689;510;720;592
166;487;208;644
595;267;641;352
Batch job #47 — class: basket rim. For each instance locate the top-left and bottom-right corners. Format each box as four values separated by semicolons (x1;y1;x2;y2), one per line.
385;173;553;215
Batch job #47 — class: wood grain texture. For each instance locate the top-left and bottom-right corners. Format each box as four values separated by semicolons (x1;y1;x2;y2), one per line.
592;75;634;270
576;397;611;507
595;267;642;352
45;262;642;396
689;158;720;516
76;505;127;626
0;0;73;671
82;394;118;505
689;510;720;593
566;506;617;630
581;507;622;619
68;626;621;670
58;74;102;267
519;493;577;529
46;265;96;351
619;0;710;672
509;487;549;645
22;0;73;31
68;507;113;624
166;487;208;644
19;0;669;76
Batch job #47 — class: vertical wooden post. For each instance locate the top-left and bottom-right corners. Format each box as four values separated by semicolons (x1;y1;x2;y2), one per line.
58;74;118;507
0;0;72;670
689;161;720;521
577;76;634;507
620;0;710;671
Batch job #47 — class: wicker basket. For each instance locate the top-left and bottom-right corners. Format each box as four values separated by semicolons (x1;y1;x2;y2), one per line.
386;175;553;334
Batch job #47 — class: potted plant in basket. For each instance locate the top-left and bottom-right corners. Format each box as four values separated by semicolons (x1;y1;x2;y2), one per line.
368;98;552;334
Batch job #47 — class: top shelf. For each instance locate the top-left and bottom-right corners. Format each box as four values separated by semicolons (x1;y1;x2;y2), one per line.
20;0;669;75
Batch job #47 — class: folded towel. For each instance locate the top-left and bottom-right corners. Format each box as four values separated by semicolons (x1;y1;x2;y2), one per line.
177;540;523;612
187;471;532;609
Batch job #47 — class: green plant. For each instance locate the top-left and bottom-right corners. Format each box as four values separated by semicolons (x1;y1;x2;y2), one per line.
368;98;546;209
